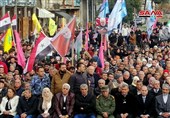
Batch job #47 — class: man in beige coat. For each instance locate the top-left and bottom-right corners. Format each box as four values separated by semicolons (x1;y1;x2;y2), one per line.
51;63;71;94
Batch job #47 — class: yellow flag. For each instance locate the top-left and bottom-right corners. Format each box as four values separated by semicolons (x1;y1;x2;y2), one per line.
3;28;12;53
49;18;57;36
32;13;42;33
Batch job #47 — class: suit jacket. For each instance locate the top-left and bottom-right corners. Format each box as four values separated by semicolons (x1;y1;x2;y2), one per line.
149;88;162;97
136;94;155;117
155;94;170;115
54;92;75;117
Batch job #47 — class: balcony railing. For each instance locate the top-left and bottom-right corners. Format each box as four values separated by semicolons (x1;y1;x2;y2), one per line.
0;0;36;7
45;0;80;10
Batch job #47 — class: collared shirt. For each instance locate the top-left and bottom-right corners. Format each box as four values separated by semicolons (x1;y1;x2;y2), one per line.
163;94;168;103
142;96;146;103
63;95;67;102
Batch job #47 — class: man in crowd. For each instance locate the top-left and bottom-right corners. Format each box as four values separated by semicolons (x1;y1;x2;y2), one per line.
51;63;71;94
96;85;115;118
69;63;88;94
74;84;96;118
54;83;75;118
155;84;170;118
136;86;155;118
115;83;137;118
31;66;50;97
16;88;38;118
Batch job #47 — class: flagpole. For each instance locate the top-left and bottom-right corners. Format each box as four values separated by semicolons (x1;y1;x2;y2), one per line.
9;13;17;52
72;38;75;66
106;34;111;57
119;22;122;34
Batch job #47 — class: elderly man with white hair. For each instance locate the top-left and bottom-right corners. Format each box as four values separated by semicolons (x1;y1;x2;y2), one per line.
156;84;170;118
54;83;75;118
149;80;162;97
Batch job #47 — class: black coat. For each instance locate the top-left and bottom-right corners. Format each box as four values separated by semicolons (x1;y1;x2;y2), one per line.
69;71;88;94
136;94;155;117
149;88;162;97
0;88;7;103
74;93;96;114
115;92;137;116
17;95;38;116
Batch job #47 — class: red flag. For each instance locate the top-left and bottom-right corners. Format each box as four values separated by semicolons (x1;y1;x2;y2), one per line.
0;13;11;31
24;31;51;73
51;17;76;57
11;14;17;30
99;42;104;69
0;31;6;42
14;30;26;69
85;23;89;51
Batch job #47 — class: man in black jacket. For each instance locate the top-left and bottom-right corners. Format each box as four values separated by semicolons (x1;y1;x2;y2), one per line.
136;86;155;118
69;63;88;94
115;83;137;118
16;88;38;118
74;84;96;118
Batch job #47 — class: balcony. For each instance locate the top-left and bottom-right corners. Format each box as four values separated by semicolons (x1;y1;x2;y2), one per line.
0;0;36;7
46;0;80;10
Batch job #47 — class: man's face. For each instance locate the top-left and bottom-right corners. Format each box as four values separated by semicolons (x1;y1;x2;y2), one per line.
136;82;143;90
154;82;160;89
102;90;109;97
0;82;4;89
121;86;129;96
0;68;4;74
100;18;106;27
7;73;13;80
62;87;69;95
25;73;31;81
141;86;148;96
24;90;31;99
102;74;108;80
60;65;67;73
38;68;45;77
108;74;114;81
81;87;88;96
162;87;170;94
123;73;129;80
98;81;105;88
79;64;86;73
87;66;95;75
92;62;97;68
15;79;21;88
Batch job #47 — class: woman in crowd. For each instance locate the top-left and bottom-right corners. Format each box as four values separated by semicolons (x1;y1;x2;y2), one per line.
37;87;54;118
0;87;19;118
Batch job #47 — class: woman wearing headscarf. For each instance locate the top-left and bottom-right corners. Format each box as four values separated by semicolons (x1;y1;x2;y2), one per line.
37;88;54;118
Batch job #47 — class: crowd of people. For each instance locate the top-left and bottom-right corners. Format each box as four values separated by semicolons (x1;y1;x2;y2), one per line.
0;21;169;118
